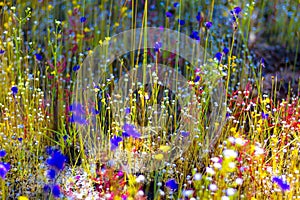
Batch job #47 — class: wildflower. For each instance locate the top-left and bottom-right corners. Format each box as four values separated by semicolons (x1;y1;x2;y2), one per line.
165;179;178;190
80;16;87;23
69;103;87;125
125;107;130;114
261;58;265;67
18;196;29;200
154;41;162;52
223;149;238;158
181;131;190;137
204;21;212;29
0;162;10;179
178;19;185;25
0;150;6;157
35;53;43;61
43;184;51;193
173;2;179;8
272;176;290;191
47;169;56;180
0;49;4;54
166;11;173;18
11;86;18;94
209;184;218;191
196;12;201;22
72;65;80;72
122;123;141;138
231;7;242;15
261;112;268;119
110;136;122;150
190;31;200;41
46;149;66;171
215;52;222;62
223;47;229;54
194;76;200;83
226;188;236;196
52;184;61;198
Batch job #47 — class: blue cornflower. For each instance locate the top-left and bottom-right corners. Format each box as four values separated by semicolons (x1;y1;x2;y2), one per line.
72;65;80;72
35;53;43;61
11;86;18;94
166;12;173;18
178;19;185;25
215;52;223;62
233;7;242;15
47;169;56;180
173;2;179;8
165;179;178;190
194;76;200;83
262;112;269;119
46;149;66;171
272;177;290;191
80;16;87;23
0;150;6;157
110;136;123;150
196;12;201;22
43;184;51;193
52;185;61;198
223;47;229;54
0;162;10;179
0;49;5;54
204;21;212;29
122;123;141;138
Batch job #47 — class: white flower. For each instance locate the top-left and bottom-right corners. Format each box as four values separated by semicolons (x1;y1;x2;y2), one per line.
223;149;238;158
226;188;236;196
209;184;218;191
194;173;202;180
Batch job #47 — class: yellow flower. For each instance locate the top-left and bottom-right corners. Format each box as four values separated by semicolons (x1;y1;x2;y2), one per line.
154;153;164;160
18;196;29;200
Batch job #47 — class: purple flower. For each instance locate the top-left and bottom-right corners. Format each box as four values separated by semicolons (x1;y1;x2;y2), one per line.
80;16;86;23
272;177;290;191
11;86;18;94
190;31;200;41
72;65;80;72
46;149;66;171
154;41;162;52
166;12;173;18
204;21;212;29
35;53;43;61
122;123;141;138
233;7;242;15
226;113;231;118
178;19;185;25
0;150;6;157
125;107;131;114
110;136;122;150
261;58;265;67
173;2;179;8
215;52;223;62
0;162;10;179
165;179;178;190
52;185;61;198
0;49;5;54
196;12;201;22
47;169;57;180
69;103;87;125
223;47;229;54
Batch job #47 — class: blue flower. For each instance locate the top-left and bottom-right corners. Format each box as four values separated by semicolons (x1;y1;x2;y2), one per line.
272;177;290;191
262;112;269;119
0;162;10;179
166;11;173;18
73;65;80;72
233;7;242;15
0;150;6;157
165;179;178;190
80;16;87;23
110;136;123;150
125;107;131;115
154;41;162;52
173;2;179;8
215;52;223;62
11;86;18;94
122;123;141;138
204;21;212;29
0;49;5;54
196;12;201;22
190;31;200;41
181;131;190;137
52;185;61;198
35;53;43;61
43;184;51;193
178;19;185;25
194;76;200;83
223;47;229;55
69;103;87;125
47;169;56;180
46;149;66;171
